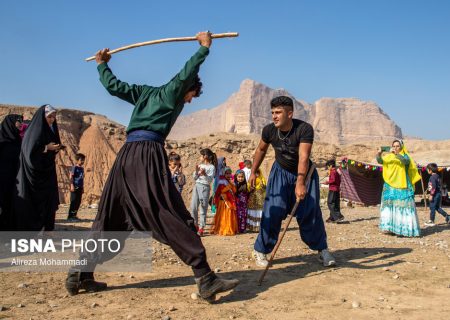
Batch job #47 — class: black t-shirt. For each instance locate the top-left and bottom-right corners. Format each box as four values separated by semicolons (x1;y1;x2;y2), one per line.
262;119;314;173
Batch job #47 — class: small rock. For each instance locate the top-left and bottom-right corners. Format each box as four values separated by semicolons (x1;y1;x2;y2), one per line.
229;316;235;319
0;306;6;311
49;303;58;308
214;268;221;273
378;296;385;302
243;265;250;269
17;304;25;308
341;298;347;303
91;303;99;308
162;316;171;320
18;283;28;288
352;301;361;308
432;266;437;270
129;275;135;279
382;267;390;271
119;274;124;278
216;252;220;255
231;254;238;259
127;315;135;320
388;306;393;310
169;306;176;311
191;292;199;300
392;274;399;279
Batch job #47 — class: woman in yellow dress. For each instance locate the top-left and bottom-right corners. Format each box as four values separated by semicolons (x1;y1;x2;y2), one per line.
246;168;267;232
213;167;238;236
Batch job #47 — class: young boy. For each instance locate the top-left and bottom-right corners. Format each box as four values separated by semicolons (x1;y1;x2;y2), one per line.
168;152;186;194
324;159;344;223
425;163;450;226
67;153;85;222
242;159;252;181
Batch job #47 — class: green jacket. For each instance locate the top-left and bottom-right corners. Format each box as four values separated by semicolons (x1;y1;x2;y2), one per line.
97;46;209;137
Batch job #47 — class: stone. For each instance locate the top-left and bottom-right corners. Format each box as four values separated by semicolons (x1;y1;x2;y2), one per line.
91;303;99;308
214;268;221;273
392;274;399;279
352;301;361;308
18;283;28;288
191;293;199;300
169;306;176;311
162;316;171;320
17;304;25;308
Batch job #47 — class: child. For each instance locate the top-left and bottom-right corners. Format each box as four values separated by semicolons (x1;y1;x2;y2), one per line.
247;168;266;232
67;153;86;222
324;159;345;223
234;169;249;233
168;152;186;194
425;163;450;226
213;167;238;236
190;148;217;236
242;159;252;181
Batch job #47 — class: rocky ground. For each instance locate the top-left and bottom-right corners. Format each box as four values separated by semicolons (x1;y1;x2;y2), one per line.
1;203;449;320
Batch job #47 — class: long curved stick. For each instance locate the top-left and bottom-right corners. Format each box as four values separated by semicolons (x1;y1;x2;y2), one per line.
85;32;239;62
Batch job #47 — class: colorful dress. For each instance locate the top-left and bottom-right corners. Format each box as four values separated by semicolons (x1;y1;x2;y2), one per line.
378;152;421;237
247;171;266;232
234;171;249;233
213;178;238;236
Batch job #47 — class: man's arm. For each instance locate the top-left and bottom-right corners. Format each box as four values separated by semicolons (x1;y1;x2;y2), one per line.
296;142;312;200
95;48;145;105
249;139;269;188
162;32;212;101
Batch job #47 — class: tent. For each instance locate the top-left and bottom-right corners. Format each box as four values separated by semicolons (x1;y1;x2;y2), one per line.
339;158;450;206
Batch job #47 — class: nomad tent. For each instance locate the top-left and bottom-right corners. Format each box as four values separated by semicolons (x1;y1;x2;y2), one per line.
339;158;450;206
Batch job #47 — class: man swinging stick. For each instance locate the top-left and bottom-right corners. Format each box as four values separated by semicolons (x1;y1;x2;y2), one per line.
65;31;239;302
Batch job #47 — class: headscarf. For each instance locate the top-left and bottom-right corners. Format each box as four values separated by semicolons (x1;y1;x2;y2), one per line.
212;157;227;193
214;167;236;207
249;168;266;191
382;140;420;189
234;169;248;194
44;104;57;117
21;104;61;172
0;114;23;146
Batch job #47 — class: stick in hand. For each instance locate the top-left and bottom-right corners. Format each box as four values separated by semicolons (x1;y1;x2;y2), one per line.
257;163;317;286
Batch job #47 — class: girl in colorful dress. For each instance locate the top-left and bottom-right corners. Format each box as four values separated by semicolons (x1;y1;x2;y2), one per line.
234;169;249;233
213;167;238;236
247;168;266;232
376;139;421;237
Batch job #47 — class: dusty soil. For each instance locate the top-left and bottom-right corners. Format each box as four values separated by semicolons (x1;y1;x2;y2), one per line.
1;203;449;320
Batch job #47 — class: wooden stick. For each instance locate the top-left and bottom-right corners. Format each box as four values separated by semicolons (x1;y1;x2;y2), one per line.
85;32;239;62
257;163;317;286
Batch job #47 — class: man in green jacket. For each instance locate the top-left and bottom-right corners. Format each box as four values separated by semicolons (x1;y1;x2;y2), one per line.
65;32;239;302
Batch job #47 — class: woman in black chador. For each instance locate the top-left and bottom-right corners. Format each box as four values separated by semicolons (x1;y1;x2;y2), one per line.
0;114;23;230
14;105;62;231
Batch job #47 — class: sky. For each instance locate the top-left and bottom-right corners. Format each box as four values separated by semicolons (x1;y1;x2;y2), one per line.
1;0;449;140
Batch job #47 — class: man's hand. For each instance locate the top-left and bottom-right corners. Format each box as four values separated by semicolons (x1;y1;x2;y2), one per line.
248;173;256;190
197;31;212;48
95;48;111;65
70;184;75;192
295;181;307;201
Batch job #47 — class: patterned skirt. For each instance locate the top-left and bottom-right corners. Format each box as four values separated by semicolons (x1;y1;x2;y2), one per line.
247;189;265;232
379;182;420;237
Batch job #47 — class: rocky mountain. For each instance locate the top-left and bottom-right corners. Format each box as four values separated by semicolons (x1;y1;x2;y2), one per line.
2;103;445;207
168;79;403;144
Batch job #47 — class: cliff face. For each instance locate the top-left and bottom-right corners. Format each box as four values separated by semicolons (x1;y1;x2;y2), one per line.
168;79;402;144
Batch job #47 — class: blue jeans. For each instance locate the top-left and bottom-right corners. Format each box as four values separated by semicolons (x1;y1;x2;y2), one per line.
429;193;449;222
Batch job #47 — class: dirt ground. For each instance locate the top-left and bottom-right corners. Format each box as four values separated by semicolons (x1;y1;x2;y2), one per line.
1;203;449;320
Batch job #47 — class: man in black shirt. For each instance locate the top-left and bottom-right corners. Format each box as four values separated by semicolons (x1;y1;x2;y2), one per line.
248;96;336;267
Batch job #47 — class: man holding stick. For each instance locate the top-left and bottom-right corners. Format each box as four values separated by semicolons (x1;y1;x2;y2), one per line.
65;31;239;302
249;96;336;268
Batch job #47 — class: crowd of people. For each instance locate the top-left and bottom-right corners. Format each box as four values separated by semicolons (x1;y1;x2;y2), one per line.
0;31;448;303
